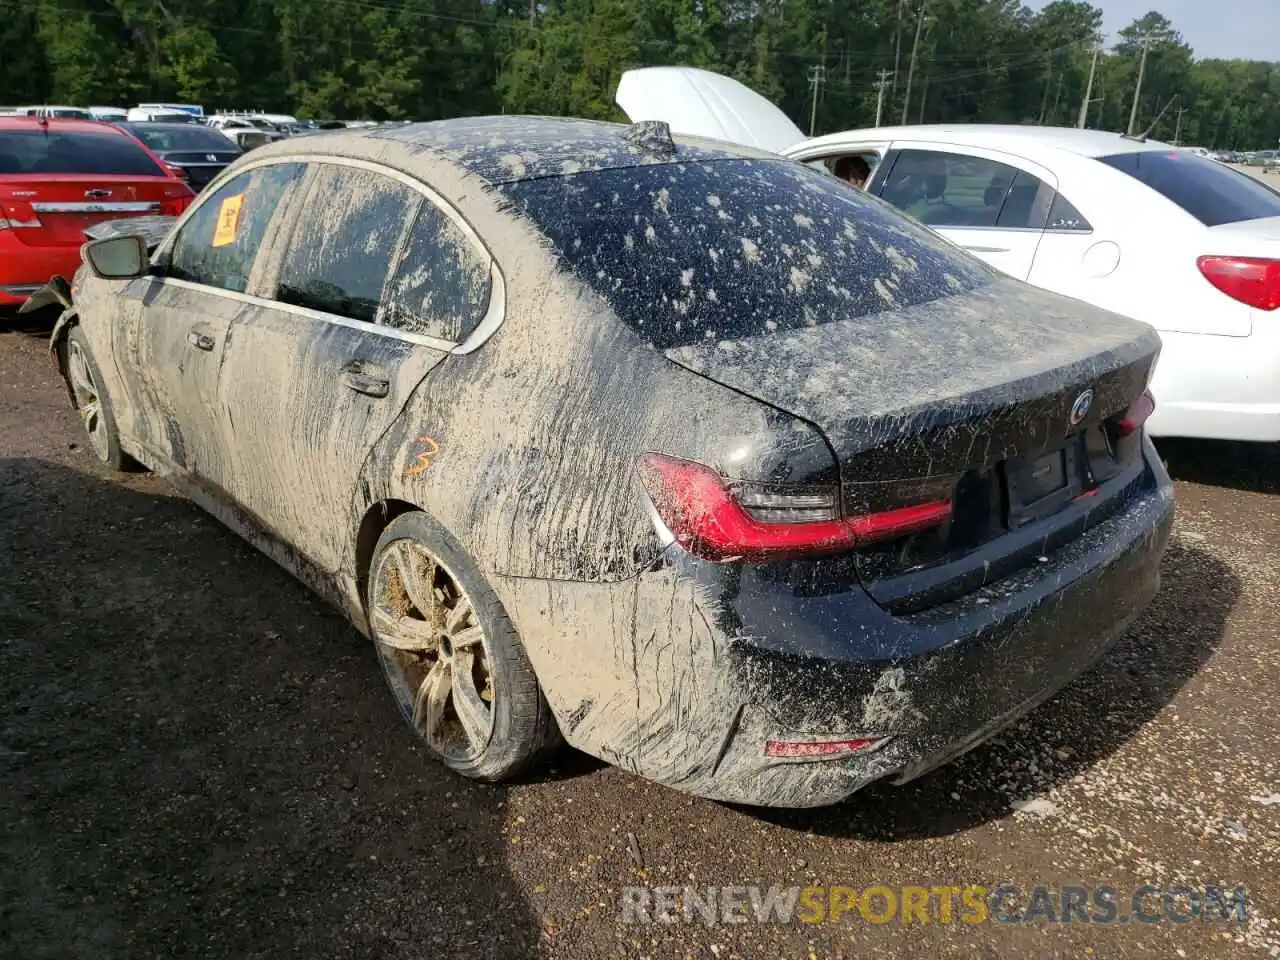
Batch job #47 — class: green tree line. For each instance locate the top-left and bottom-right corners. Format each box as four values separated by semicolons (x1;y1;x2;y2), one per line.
2;0;1278;148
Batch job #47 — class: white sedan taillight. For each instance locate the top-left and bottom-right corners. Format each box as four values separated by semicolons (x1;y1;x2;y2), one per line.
1197;256;1280;311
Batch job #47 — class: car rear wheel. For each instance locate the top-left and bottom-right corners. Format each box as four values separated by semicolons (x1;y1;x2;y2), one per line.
63;327;129;471
367;511;560;782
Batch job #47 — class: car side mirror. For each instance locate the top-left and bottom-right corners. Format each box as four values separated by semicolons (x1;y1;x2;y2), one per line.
82;235;149;280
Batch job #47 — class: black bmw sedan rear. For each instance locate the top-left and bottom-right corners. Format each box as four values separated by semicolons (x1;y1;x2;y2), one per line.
494;140;1174;806
115;121;242;191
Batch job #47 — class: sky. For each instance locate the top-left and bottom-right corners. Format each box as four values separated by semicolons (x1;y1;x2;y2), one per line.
1024;0;1280;62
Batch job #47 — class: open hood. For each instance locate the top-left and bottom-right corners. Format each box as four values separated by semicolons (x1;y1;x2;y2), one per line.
615;66;807;155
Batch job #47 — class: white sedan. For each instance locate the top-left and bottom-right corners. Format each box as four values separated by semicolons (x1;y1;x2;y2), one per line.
617;67;1280;442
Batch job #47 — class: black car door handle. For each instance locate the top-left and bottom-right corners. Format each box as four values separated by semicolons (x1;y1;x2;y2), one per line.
186;330;215;351
341;364;390;398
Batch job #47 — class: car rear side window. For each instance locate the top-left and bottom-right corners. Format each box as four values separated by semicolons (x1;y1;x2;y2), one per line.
1098;150;1280;226
276;165;418;324
383;201;492;342
167;163;304;293
0;131;165;176
500;158;994;350
1046;192;1091;231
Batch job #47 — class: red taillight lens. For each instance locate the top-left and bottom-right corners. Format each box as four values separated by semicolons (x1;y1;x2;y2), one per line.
636;453;952;563
1197;256;1280;311
165;162;190;181
1113;389;1156;438
764;737;884;759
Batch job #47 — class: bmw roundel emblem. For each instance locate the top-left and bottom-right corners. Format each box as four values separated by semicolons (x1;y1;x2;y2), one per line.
1069;389;1094;426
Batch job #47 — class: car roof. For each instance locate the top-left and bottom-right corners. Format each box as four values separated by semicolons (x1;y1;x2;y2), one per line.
808;123;1174;161
0;116;129;135
277;115;779;185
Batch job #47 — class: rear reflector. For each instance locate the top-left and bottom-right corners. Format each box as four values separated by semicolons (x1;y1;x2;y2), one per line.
637;453;952;562
1197;256;1280;311
0;214;42;230
765;737;883;759
1113;390;1156;438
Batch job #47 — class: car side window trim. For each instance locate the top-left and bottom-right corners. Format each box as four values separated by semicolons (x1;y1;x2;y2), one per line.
160;276;460;352
153;152;506;355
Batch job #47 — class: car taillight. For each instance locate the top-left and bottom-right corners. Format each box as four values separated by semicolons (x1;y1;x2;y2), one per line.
636;453;952;563
0;212;41;231
1112;389;1156;438
165;162;190;181
764;737;886;759
1197;256;1280;311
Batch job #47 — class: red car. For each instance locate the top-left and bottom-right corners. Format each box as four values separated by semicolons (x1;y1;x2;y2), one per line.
0;116;195;307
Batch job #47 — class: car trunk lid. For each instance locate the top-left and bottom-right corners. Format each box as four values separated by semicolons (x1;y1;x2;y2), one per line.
616;66;808;155
663;278;1161;608
1;175;189;246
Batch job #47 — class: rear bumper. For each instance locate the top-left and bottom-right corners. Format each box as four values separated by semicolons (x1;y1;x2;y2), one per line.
1147;326;1280;441
500;438;1175;808
0;232;81;305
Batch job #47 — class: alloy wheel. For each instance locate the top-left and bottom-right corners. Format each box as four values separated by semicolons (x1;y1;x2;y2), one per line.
369;538;495;760
67;340;109;462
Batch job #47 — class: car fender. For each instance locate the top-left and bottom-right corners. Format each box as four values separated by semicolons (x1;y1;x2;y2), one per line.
49;306;80;370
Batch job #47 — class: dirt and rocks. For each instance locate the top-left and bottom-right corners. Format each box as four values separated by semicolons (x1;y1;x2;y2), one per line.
2;320;1277;958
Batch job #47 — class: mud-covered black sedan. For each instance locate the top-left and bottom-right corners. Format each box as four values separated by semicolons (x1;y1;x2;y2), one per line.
42;117;1173;807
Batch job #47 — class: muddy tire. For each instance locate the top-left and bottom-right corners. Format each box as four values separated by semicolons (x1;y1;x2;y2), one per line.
62;326;130;472
366;511;561;782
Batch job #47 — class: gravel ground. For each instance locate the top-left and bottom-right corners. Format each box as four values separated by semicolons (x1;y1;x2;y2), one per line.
2;319;1276;959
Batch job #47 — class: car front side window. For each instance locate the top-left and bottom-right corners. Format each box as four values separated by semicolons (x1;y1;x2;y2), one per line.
167;163;304;293
275;165;419;324
383;201;492;342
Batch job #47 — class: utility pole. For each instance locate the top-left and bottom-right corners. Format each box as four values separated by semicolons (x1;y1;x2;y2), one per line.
1078;40;1100;128
1038;55;1053;125
1173;105;1188;144
891;0;907;97
901;2;928;125
807;64;827;136
874;69;894;126
1127;34;1151;136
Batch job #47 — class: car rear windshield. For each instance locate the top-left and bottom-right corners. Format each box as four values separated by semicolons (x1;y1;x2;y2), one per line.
128;125;236;153
0;130;165;176
1098;150;1280;226
500;158;995;349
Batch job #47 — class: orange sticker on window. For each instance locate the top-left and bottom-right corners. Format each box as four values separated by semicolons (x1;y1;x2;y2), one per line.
212;193;245;247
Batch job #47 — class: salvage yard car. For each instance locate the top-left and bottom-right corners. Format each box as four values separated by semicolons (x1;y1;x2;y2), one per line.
41;117;1173;807
0;115;194;307
618;66;1280;443
115;121;243;192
